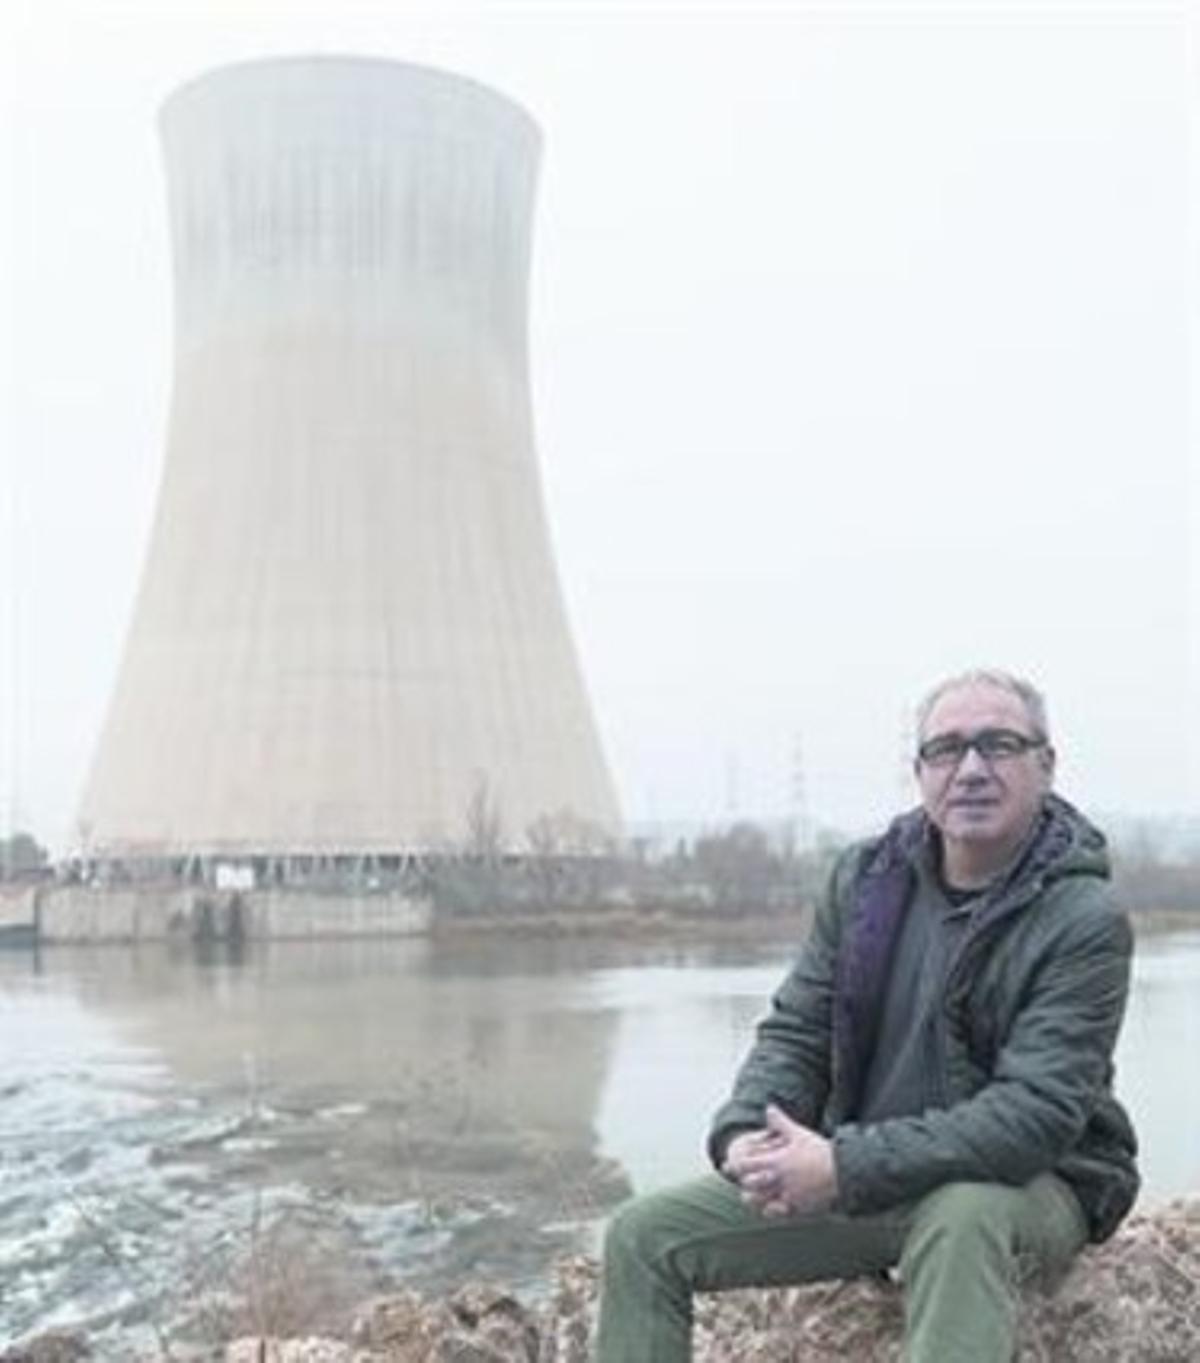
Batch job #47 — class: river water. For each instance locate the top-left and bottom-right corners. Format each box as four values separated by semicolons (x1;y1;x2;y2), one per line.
1;927;1197;1356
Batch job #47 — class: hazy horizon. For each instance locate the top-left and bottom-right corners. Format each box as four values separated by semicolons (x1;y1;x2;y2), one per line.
2;1;1197;854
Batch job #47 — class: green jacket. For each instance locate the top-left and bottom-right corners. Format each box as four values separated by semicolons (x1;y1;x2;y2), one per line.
709;795;1139;1242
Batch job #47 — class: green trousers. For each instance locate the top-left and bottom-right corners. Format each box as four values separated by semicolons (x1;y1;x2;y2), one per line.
596;1171;1086;1362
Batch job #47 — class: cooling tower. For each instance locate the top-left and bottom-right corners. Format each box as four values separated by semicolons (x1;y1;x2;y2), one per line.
77;57;620;858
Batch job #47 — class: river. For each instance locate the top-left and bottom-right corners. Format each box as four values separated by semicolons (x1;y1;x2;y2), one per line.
1;926;1197;1356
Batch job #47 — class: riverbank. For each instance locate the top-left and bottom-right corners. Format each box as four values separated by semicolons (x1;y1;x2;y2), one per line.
201;1195;1200;1361
431;904;1200;941
6;1196;1196;1361
7;881;1194;948
1130;909;1200;938
431;905;811;942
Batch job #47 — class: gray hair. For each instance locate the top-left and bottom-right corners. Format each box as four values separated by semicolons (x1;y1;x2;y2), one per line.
915;669;1050;741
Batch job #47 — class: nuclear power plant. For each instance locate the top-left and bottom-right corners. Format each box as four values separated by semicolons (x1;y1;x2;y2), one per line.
76;57;620;873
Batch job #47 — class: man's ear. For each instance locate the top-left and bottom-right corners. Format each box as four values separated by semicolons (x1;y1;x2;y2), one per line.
1040;744;1057;780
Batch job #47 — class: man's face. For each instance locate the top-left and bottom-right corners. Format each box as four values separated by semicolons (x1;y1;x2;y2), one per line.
916;682;1054;852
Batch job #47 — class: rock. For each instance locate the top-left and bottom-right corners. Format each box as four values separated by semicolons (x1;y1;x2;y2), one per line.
225;1338;361;1362
0;1332;91;1363
1014;1197;1200;1361
225;1196;1200;1361
223;1335;370;1357
350;1283;538;1362
536;1255;597;1363
447;1283;538;1359
352;1289;461;1357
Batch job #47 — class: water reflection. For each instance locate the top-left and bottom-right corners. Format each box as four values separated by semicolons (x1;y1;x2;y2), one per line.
43;940;586;1119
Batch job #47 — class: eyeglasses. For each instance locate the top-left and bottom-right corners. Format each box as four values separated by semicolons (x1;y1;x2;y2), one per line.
917;727;1047;769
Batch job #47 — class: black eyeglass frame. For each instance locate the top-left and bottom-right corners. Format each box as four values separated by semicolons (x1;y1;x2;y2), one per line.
916;727;1049;769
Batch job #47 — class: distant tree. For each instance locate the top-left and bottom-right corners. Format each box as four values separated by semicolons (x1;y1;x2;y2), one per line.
1110;821;1200;918
692;821;776;912
523;808;615;910
0;831;48;880
425;775;509;917
464;774;504;862
524;808;613;858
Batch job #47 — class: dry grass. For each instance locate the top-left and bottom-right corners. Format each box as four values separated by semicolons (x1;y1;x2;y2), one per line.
180;1207;372;1355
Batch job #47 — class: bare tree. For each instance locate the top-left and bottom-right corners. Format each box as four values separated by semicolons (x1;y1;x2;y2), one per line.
464;773;504;862
525;808;611;858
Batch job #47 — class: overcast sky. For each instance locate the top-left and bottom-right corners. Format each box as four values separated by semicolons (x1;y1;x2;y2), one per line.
1;1;1197;852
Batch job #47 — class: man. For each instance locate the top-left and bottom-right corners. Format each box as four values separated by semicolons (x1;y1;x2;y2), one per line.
597;669;1138;1362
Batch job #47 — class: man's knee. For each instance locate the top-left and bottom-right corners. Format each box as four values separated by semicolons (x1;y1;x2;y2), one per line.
604;1192;656;1262
604;1186;688;1269
916;1180;1022;1225
901;1182;1018;1268
604;1175;745;1282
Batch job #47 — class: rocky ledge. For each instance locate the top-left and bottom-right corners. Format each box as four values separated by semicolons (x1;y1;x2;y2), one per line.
232;1197;1199;1363
5;1198;1197;1362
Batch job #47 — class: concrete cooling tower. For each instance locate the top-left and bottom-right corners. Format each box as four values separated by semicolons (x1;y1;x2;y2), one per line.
77;57;620;859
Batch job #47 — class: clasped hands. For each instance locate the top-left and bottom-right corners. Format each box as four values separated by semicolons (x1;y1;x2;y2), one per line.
721;1103;838;1218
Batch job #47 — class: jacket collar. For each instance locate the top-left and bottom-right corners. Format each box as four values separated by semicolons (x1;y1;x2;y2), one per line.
832;794;1101;1117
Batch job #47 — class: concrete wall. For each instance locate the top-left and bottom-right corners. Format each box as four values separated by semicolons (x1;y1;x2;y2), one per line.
39;888;196;942
0;886;40;933
36;887;431;943
246;889;431;938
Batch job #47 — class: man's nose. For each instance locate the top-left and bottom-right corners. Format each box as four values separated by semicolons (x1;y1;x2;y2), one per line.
954;745;991;779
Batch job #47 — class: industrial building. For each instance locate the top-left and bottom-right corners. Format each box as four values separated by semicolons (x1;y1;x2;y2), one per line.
76;57;620;880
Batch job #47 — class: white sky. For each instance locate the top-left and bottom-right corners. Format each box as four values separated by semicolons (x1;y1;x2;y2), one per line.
1;1;1197;852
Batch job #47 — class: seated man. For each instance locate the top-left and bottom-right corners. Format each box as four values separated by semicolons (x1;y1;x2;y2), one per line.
597;669;1138;1362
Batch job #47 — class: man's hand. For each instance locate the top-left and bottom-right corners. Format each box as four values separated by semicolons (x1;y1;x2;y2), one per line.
722;1104;839;1217
722;1126;786;1178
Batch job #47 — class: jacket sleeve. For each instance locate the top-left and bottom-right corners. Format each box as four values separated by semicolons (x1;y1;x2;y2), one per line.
832;898;1133;1215
707;845;859;1169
